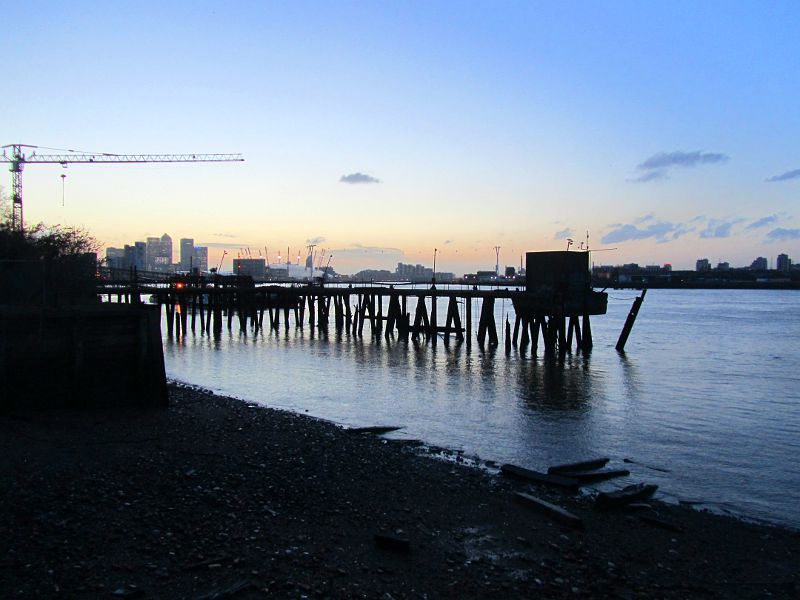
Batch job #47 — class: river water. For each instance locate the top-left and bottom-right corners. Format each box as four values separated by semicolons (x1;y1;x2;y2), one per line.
162;288;800;529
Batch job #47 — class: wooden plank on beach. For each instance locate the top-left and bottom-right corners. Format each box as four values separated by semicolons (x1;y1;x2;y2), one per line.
514;492;584;529
548;457;610;474
595;483;658;509
568;469;630;483
500;464;579;491
347;426;403;435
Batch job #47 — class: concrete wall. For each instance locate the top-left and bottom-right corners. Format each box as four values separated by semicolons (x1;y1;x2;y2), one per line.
0;304;167;410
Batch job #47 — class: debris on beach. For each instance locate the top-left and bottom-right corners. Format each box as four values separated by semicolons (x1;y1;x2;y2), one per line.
547;457;610;474
500;464;580;490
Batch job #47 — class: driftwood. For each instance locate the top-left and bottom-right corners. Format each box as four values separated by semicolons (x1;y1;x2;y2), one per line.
595;483;658;509
348;426;403;435
567;469;630;483
548;458;610;474
500;464;580;491
514;492;584;529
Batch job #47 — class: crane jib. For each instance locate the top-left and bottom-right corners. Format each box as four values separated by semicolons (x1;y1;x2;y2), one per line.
2;153;244;163
2;143;244;232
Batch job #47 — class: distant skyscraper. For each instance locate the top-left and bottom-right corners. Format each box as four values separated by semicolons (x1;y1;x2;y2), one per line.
179;238;194;272
160;233;173;265
134;241;147;270
146;234;173;273
777;253;792;272
695;258;711;272
193;246;208;273
750;257;768;270
145;237;160;271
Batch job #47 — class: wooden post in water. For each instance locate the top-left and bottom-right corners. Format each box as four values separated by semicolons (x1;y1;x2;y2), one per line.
430;290;437;346
376;294;383;335
616;289;646;352
165;300;174;337
477;297;497;347
412;298;427;342
558;317;567;354
520;316;530;349
307;295;315;329
190;293;197;334
582;314;593;350
465;296;472;348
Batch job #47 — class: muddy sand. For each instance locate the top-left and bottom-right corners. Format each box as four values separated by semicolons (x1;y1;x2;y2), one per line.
1;383;798;598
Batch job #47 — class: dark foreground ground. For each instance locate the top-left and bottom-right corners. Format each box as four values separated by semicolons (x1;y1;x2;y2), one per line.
1;384;798;599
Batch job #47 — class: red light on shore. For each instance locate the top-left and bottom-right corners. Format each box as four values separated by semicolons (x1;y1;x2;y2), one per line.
176;282;185;289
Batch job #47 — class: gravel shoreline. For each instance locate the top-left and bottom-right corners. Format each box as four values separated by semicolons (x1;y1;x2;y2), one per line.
1;383;798;599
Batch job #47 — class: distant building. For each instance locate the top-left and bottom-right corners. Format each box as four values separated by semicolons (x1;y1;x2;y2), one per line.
777;253;792;272
716;262;730;271
124;242;146;271
354;269;394;281
434;272;456;283
396;262;433;281
696;258;711;272
232;258;266;279
192;246;208;273
145;234;173;273
179;238;194;272
750;257;768;270
106;247;127;270
145;237;160;271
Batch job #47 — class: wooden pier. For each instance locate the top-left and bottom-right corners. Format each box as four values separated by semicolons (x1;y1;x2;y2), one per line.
101;275;608;356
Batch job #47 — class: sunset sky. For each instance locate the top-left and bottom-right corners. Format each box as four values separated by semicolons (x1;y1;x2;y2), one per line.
2;1;799;274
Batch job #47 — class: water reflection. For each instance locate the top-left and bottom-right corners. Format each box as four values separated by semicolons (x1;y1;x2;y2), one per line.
513;353;599;412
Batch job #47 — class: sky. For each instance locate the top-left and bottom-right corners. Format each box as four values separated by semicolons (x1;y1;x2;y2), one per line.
1;0;799;274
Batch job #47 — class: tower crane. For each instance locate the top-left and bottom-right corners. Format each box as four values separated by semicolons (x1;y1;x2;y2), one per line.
1;143;244;232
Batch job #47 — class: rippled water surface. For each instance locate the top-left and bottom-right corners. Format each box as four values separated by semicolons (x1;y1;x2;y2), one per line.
163;288;800;528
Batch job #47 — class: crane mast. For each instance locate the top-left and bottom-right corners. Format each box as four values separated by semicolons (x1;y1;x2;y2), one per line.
1;143;244;231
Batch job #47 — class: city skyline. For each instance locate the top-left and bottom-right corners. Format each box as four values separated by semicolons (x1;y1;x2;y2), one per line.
2;2;799;274
105;227;794;277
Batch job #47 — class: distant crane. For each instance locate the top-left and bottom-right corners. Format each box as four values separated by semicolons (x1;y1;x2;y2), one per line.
1;143;244;232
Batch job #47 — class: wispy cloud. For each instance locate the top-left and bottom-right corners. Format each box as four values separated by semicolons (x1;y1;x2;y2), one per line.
635;213;655;224
746;214;781;230
554;228;573;240
699;219;742;239
443;239;453;245
202;241;248;249
340;172;381;184
212;232;239;238
766;228;800;241
631;150;729;183
629;170;668;183
306;236;326;245
766;168;800;183
601;220;692;244
331;244;403;258
638;151;729;171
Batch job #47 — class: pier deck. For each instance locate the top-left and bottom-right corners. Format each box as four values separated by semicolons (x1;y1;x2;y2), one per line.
100;274;608;354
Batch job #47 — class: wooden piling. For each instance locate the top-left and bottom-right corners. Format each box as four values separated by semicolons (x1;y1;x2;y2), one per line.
616;289;646;352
